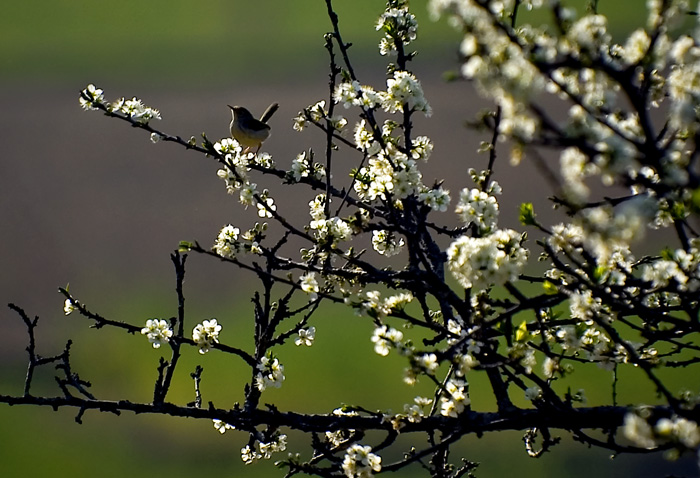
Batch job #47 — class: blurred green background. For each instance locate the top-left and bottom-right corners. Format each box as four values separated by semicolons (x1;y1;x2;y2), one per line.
1;1;697;477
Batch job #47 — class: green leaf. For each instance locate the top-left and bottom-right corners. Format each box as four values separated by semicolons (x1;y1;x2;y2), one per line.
660;248;674;261
592;265;607;283
691;187;700;213
519;202;537;226
543;280;558;295
442;70;460;82
178;241;194;252
201;133;215;153
515;320;530;343
477;141;493;153
670;200;686;220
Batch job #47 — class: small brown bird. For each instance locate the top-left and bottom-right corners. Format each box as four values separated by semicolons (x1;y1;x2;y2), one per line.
228;103;279;152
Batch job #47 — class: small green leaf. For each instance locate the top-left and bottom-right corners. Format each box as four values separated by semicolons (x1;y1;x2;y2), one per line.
515;320;530;343
543;280;558;295
179;241;194;252
660;248;674;261
671;201;686;220
477;141;493;153
442;70;460;82
691;188;700;213
592;265;607;283
201;133;215;153
519;202;537;226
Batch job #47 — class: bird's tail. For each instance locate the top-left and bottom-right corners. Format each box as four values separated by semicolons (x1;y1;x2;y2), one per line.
260;102;279;123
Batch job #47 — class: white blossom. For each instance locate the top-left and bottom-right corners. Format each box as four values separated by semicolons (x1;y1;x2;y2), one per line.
403;396;432;423
440;378;470;417
415;353;439;373
447;229;529;292
334;81;380;109
213;419;234;434
63;299;75;315
455;187;499;233
380;70;432;116
418;187;450;211
623;413;657;449
371;325;404;356
241;433;287;464
299;272;320;300
371;230;405;257
376;6;418;56
524;386;542;401
290;151;325;182
255;356;285;391
256;196;276;218
140;319;172;349
311;217;353;247
192;319;222;354
295;326;316;346
213;225;241;259
294;100;327;131
342;444;381;478
111;96;161;124
79;84;104;110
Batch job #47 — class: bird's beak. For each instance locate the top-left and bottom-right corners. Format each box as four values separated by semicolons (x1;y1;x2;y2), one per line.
227;104;234;110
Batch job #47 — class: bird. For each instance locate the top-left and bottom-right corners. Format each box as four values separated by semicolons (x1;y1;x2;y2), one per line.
228;103;279;152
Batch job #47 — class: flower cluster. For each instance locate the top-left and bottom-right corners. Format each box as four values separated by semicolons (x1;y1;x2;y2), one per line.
440;378;470;417
371;325;405;356
254;355;285;391
334;76;433;207
210;134;280;235
353;147;422;202
455;177;501;234
334;82;381;111
385;71;431;116
293;100;332;132
289;151;326;182
241;432;288;464
430;0;543;141
418;186;451;212
559;147;599;204
213;223;265;258
447;229;529;293
376;4;418;56
213;225;242;259
341;444;382;478
371;229;404;256
80;84;161;125
623;413;700;451
140;319;173;349
356;290;413;321
256;193;277;219
402;396;432;423
641;243;700;293
213;419;234;434
110;97;161;124
335;71;431;117
315;217;353;248
79;84;104;110
192;319;222;354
